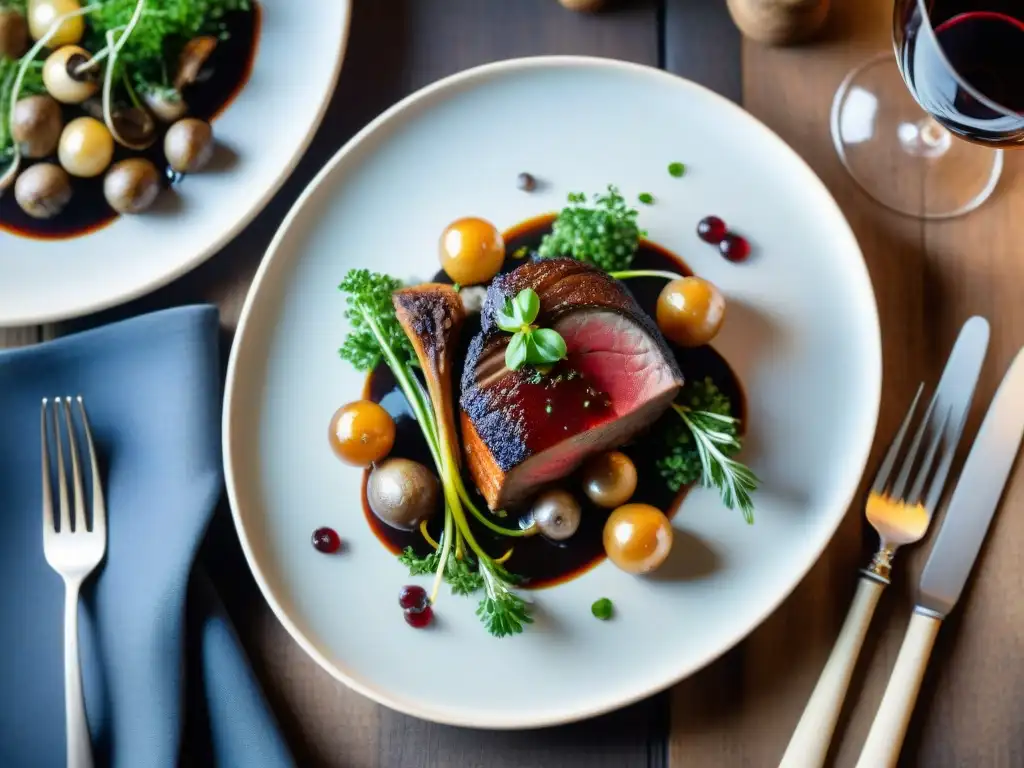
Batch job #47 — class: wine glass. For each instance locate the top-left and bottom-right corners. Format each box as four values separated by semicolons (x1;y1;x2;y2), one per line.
831;0;1024;219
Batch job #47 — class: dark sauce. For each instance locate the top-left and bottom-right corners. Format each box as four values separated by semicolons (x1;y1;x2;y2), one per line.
0;6;261;241
362;215;745;589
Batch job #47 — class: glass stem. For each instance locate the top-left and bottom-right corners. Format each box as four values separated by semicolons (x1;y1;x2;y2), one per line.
899;116;952;159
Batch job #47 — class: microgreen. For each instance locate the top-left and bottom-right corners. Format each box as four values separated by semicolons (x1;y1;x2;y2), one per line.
495;288;567;371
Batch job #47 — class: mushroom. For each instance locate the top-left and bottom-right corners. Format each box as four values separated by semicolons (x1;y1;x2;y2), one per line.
0;8;29;59
103;158;161;214
58;116;113;178
11;95;64;159
174;35;217;90
581;451;638;509
14;162;72;219
529;489;582;541
366;458;440;531
143;88;189;123
108;106;156;150
42;45;99;104
164;117;214;173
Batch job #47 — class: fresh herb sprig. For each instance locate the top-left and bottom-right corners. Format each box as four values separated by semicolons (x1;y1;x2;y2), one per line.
339;269;534;638
494;288;567;371
86;0;251;94
657;377;758;523
537;185;644;272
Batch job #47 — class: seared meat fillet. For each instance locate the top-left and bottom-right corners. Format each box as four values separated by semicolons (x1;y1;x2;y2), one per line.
460;258;684;509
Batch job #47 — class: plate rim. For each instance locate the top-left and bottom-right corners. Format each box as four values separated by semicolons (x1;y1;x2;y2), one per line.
0;0;354;328
223;54;883;729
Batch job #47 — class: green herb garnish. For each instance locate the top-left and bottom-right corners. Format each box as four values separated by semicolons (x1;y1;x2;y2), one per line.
494;288;567;371
340;269;534;638
591;598;613;620
537;185;644;272
638;192;654;205
86;0;251;94
668;162;686;178
657;377;757;523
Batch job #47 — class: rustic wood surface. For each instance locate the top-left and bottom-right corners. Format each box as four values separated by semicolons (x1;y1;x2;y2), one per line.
4;1;1023;766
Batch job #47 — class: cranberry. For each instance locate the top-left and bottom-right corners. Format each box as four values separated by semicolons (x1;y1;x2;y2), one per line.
697;216;727;244
398;584;429;612
311;527;341;553
719;234;751;262
404;604;434;628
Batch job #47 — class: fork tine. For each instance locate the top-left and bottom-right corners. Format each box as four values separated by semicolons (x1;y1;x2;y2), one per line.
41;399;55;534
890;389;939;500
907;406;952;505
51;397;71;533
76;396;105;537
924;402;972;512
62;397;87;533
871;383;924;495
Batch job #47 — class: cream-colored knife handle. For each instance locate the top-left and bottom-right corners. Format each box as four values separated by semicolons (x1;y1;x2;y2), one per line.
778;576;885;768
855;611;942;768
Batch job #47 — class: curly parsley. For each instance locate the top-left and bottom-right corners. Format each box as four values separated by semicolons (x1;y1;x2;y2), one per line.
537;185;644;272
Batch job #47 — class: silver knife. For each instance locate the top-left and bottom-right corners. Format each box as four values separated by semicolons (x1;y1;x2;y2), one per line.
855;346;1024;768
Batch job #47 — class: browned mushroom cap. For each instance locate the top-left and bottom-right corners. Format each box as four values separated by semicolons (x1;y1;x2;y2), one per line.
143;89;188;123
0;8;28;59
12;95;64;159
109;106;157;150
103;158;161;214
164;118;214;173
14;163;73;220
174;36;217;90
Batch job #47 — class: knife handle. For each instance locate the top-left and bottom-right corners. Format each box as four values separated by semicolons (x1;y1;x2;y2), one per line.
778;575;885;768
855;610;942;768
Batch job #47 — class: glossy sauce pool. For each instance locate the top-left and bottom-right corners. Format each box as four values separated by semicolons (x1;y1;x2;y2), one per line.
0;6;261;241
360;215;745;588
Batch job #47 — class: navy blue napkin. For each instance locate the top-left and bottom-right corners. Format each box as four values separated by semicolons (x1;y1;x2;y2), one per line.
0;306;293;768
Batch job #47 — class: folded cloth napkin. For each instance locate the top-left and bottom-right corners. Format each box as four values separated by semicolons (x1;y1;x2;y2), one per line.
0;306;294;768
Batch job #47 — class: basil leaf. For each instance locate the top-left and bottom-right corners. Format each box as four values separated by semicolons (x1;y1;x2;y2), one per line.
514;288;540;325
527;328;567;364
505;332;529;371
495;298;522;333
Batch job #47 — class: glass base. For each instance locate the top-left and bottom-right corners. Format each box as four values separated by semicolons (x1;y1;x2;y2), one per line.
831;53;1003;219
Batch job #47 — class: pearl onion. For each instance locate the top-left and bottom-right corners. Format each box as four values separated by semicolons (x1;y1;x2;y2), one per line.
58;117;114;178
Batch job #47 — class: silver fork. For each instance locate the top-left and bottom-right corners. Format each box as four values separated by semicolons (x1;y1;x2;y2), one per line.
779;315;988;768
41;396;106;768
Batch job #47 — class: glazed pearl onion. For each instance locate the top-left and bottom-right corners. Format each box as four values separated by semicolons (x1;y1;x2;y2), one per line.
28;0;85;48
58;117;114;178
42;45;97;104
529;490;582;541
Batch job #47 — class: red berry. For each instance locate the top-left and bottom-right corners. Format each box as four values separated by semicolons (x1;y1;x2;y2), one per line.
697;216;727;244
719;234;751;262
404;604;434;628
311;527;341;553
398;584;429;612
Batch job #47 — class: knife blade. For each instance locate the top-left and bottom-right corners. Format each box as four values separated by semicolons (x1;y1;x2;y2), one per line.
918;345;1024;619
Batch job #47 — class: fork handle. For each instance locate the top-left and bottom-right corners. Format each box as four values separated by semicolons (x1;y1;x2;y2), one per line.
778;575;885;768
854;610;941;768
63;577;93;768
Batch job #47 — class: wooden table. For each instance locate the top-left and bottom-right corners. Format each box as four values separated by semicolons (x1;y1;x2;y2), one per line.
5;1;1024;765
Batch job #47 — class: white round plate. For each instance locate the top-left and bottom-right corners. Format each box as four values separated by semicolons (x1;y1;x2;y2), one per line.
224;56;881;729
0;0;351;327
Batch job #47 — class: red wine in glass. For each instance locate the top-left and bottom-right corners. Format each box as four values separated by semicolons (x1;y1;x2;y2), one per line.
894;0;1024;147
